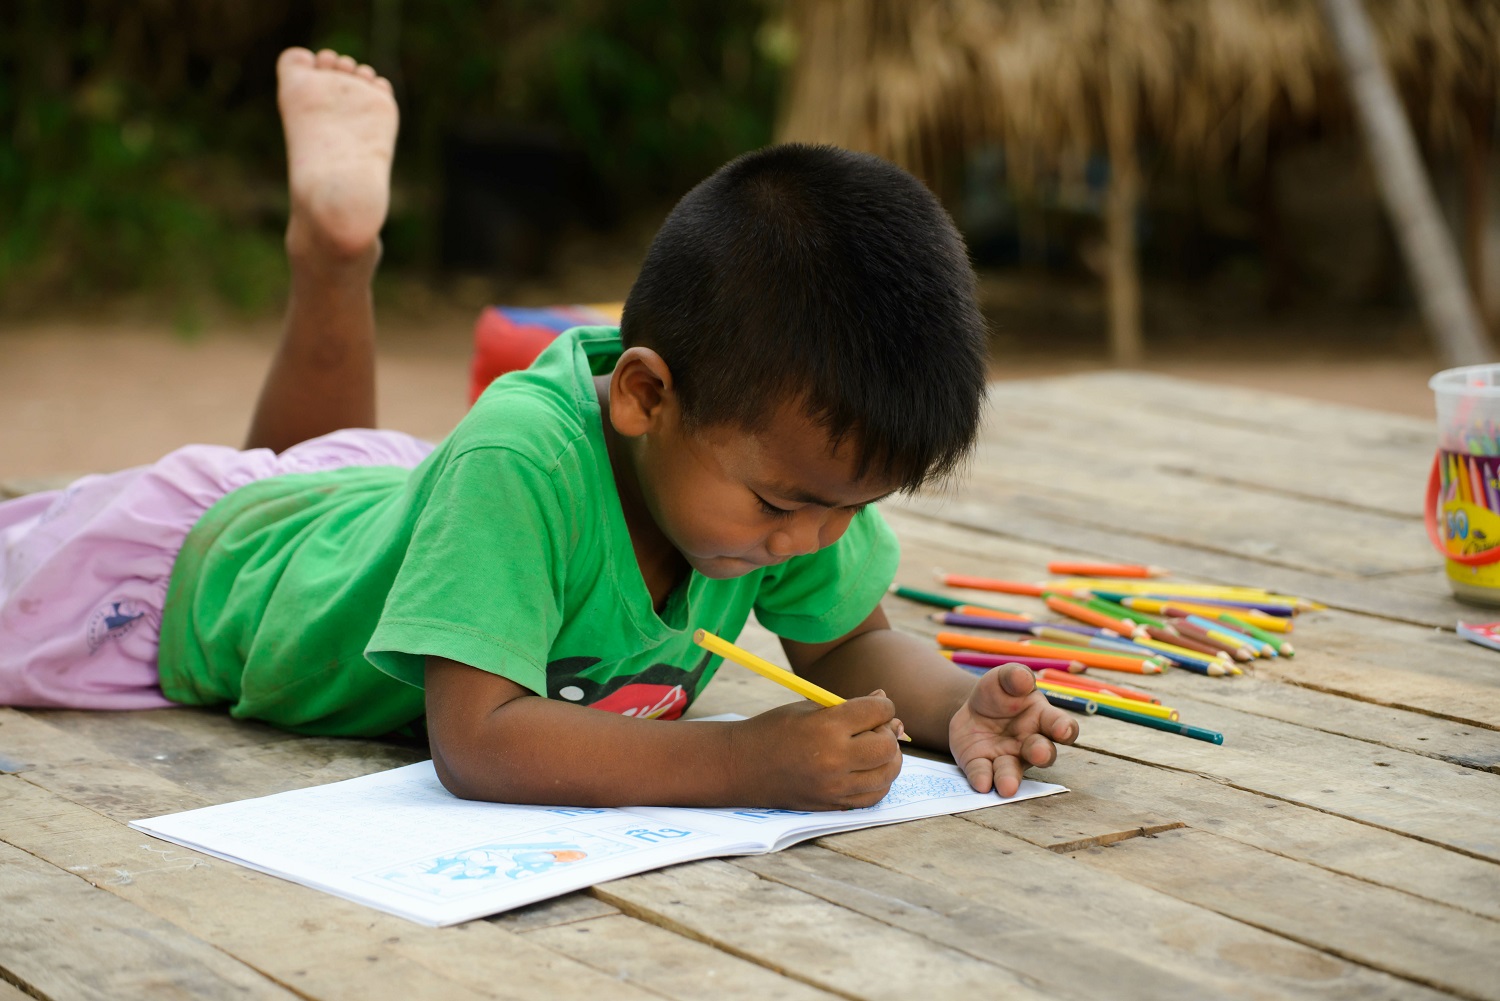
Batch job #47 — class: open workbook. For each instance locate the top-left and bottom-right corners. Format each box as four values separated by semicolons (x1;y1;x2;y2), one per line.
132;749;1066;927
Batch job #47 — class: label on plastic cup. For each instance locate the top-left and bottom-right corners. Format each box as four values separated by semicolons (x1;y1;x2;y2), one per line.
1441;498;1500;597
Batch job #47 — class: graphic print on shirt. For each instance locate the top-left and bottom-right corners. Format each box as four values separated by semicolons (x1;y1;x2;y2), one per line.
546;650;716;720
86;599;146;654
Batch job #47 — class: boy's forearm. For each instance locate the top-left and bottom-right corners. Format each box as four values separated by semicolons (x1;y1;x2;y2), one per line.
430;696;746;807
796;629;976;749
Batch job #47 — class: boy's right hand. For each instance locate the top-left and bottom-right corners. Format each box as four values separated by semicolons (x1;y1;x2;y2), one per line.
730;692;903;811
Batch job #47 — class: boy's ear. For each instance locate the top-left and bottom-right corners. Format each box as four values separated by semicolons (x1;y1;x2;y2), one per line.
609;347;676;437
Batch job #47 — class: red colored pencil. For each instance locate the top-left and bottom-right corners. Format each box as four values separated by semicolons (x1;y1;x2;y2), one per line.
1037;669;1160;704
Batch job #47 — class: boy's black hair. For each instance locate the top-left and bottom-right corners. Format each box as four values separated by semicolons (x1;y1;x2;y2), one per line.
620;143;987;492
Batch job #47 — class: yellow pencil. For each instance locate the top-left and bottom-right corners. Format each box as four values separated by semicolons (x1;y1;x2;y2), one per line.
1048;580;1321;610
692;629;911;741
1035;681;1180;720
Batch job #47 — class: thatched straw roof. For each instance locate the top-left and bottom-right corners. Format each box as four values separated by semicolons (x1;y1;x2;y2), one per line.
777;0;1500;185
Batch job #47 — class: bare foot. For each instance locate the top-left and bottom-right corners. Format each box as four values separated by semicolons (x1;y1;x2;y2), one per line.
277;47;398;263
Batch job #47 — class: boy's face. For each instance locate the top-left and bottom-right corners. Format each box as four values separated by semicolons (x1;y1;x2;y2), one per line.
631;398;900;581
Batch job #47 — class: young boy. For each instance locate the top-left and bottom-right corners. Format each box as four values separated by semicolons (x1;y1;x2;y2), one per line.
1;48;1077;811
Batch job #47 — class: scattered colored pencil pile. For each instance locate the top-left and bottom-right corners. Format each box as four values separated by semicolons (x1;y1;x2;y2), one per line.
890;560;1326;747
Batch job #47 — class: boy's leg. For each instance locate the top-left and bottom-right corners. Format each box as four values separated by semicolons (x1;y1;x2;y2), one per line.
245;48;400;453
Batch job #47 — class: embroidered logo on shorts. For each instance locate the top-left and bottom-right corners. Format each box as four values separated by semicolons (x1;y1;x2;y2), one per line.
86;600;147;654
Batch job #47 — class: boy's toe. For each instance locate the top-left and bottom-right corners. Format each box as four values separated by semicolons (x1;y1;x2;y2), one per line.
336;54;357;73
278;47;316;73
356;64;376;80
315;48;340;68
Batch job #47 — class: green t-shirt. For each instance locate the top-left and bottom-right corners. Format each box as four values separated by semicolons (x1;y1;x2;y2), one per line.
159;326;901;736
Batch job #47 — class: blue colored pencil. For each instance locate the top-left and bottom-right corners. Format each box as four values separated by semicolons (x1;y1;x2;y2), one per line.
1043;692;1097;715
1183;615;1267;656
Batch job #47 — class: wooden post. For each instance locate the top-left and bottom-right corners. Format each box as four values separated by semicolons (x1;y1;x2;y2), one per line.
1464;101;1493;330
1104;50;1143;366
1319;0;1491;366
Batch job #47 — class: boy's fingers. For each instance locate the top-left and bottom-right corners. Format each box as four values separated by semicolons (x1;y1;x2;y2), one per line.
1044;706;1080;744
960;754;995;794
997;663;1036;698
849;727;902;770
830;692;897;734
1021;732;1058;768
992;754;1024;798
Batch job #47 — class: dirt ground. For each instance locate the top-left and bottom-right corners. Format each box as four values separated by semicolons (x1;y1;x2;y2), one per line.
0;277;1446;483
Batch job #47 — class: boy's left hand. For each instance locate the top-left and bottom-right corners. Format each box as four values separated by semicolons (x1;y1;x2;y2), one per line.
949;664;1079;797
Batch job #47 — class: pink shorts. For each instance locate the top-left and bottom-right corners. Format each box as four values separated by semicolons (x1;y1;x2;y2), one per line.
0;429;434;710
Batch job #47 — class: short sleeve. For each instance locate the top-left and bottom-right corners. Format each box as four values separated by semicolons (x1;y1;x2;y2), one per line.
752;506;901;643
366;447;567;694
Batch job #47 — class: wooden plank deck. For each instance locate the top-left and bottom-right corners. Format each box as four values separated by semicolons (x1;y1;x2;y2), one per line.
3;371;1498;1000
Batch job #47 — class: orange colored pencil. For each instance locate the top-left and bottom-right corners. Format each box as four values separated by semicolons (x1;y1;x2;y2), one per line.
1037;669;1161;704
1046;561;1167;578
1045;595;1140;637
938;572;1045;597
935;632;1162;674
953;604;1032;622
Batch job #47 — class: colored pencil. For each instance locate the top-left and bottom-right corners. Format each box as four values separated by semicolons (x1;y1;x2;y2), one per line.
944;651;1087;673
1220;613;1295;656
1037;669;1159;704
1142;624;1228;660
1031;628;1164;660
1046;595;1140;637
1114;594;1295;618
1045;561;1167;578
953;604;1033;622
1131;638;1230;674
1084;596;1167;628
935;632;1162;674
928;612;1044;635
1160;603;1292;633
1183;615;1266;656
693;629;911;741
888;583;1024;616
1036;681;1180;720
1168;620;1254;660
1043;692;1097;715
1090;704;1224;744
1051;580;1321;610
938;572;1046;596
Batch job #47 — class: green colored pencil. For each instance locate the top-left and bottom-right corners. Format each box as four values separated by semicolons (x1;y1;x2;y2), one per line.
887;584;1022;615
1091;703;1224;744
1220;613;1294;656
1084;595;1166;629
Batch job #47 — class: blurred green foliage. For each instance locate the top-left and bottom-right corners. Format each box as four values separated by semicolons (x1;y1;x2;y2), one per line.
0;0;782;319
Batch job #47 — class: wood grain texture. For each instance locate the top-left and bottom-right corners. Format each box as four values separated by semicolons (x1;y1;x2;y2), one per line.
1073;827;1500;1000
0;837;297;1001
2;371;1493;999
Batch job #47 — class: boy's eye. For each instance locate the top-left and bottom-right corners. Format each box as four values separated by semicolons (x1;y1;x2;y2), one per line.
755;495;795;518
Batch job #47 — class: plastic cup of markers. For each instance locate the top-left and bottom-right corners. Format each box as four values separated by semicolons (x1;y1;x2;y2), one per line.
1428;364;1500;606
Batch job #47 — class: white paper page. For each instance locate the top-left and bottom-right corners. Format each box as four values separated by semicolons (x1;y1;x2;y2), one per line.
131;762;734;927
132;747;1069;927
634;754;1066;851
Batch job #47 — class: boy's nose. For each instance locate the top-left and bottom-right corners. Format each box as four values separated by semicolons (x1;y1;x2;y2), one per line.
767;513;822;559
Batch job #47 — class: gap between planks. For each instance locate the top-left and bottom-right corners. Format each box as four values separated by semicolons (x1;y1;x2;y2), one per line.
1078;742;1500;866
